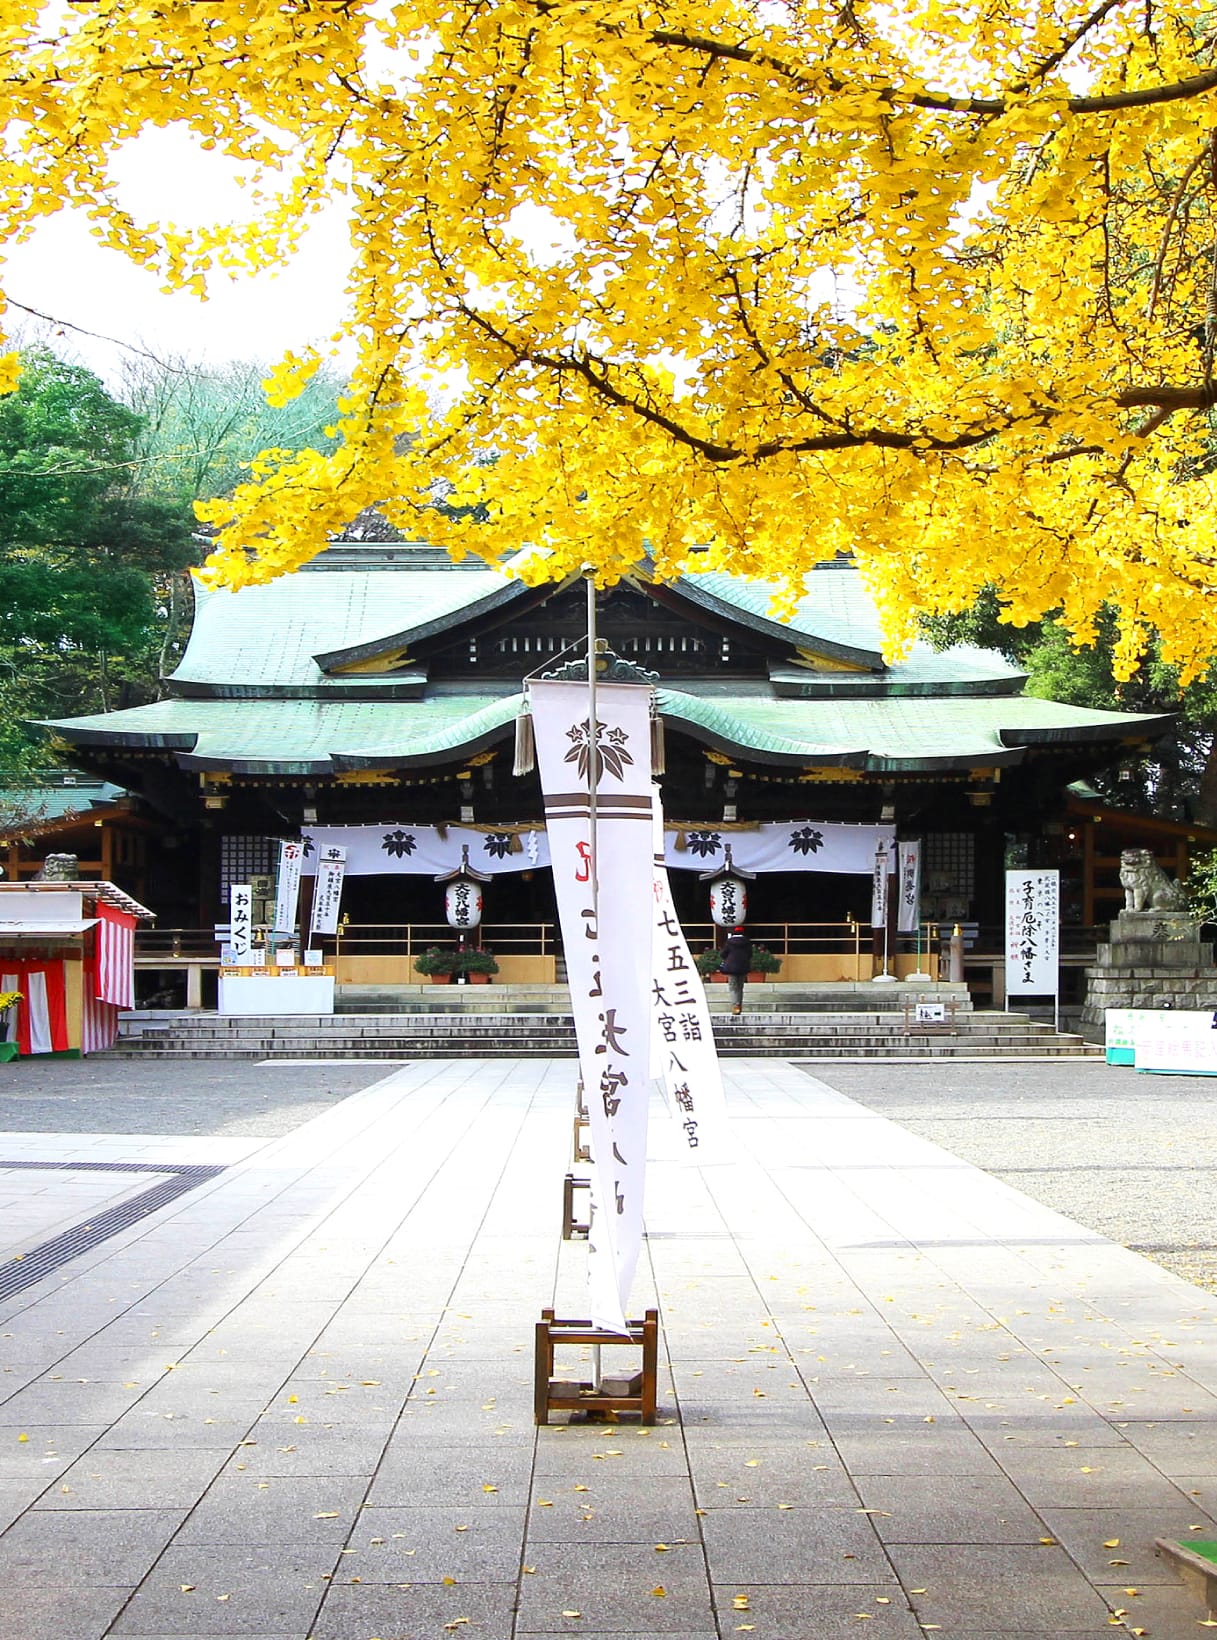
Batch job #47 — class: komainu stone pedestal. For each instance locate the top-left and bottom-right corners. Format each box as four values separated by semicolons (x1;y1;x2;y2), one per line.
1081;911;1217;1040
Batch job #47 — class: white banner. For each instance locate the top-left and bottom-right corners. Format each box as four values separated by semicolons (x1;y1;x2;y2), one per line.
299;819;891;877
896;841;921;935
229;884;253;959
1005;869;1060;995
871;844;891;928
310;846;347;938
274;840;305;934
531;679;654;1335
667;819;893;874
301;824;550;876
651;787;730;1163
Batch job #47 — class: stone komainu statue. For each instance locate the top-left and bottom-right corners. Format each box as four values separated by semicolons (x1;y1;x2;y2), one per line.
33;853;80;882
1119;848;1188;912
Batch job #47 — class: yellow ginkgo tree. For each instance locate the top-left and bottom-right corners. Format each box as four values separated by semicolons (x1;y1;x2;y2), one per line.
3;0;1217;674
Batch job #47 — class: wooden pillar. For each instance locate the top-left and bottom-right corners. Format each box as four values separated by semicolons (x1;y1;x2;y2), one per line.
1082;820;1096;927
100;823;115;884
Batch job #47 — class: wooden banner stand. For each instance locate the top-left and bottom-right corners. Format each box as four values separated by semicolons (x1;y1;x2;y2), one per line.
561;1172;590;1240
572;1077;591;1163
534;1307;659;1425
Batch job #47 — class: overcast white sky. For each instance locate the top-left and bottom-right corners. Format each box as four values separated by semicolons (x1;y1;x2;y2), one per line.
2;128;353;387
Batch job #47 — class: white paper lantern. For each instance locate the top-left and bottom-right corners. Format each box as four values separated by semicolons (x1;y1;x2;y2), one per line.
445;877;483;929
709;875;747;928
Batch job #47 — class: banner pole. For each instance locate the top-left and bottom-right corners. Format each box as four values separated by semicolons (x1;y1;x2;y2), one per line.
585;571;603;1385
586;572;599;927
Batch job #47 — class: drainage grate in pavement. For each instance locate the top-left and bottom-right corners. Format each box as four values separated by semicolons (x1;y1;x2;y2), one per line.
0;1159;225;1302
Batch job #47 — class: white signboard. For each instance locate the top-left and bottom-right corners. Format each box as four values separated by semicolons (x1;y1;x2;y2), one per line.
1104;1007;1141;1064
531;679;654;1335
871;844;890;928
1005;870;1060;996
651;787;730;1163
897;841;921;935
274;840;305;934
309;845;347;937
1130;1010;1217;1076
229;884;253;960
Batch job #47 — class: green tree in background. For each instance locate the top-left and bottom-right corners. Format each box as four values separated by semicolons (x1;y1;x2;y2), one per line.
924;596;1217;826
119;354;342;507
0;348;344;768
0;350;196;767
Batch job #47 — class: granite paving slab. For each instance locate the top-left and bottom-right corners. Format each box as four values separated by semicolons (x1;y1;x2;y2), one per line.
706;1583;925;1640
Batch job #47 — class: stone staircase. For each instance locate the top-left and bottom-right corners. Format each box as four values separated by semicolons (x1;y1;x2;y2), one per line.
115;983;1100;1059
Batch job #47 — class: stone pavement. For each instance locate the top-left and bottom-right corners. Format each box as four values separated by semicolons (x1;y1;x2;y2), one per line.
1;1058;1215;1640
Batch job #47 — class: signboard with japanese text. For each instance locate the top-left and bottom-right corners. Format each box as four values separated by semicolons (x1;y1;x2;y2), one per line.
229;883;252;960
651;787;730;1164
309;845;347;938
896;841;921;934
531;679;654;1335
1130;1009;1217;1075
871;844;891;928
1005;869;1060;996
274;840;305;934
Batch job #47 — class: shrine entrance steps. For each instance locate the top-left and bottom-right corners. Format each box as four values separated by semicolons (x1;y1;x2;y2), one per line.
114;983;1100;1058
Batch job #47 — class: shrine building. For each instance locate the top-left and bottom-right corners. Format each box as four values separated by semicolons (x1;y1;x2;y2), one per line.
39;541;1174;986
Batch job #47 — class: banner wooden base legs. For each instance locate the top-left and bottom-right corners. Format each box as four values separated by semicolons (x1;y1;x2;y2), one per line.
534;1307;659;1425
561;1172;590;1240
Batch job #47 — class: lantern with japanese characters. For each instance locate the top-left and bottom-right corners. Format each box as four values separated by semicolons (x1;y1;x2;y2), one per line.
699;844;756;928
445;876;483;930
437;845;490;931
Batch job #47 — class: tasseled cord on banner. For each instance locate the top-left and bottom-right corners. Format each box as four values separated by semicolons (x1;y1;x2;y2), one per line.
514;696;536;776
650;697;666;776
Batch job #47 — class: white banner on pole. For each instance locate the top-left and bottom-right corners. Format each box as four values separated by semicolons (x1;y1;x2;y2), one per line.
1005;869;1060;995
531;679;654;1335
274;841;305;934
871;843;891;928
229;884;252;960
309;846;347;937
896;841;921;935
651;787;731;1164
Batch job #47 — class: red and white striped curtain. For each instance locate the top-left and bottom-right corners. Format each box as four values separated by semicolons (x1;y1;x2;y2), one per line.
1;962;69;1055
95;903;136;1008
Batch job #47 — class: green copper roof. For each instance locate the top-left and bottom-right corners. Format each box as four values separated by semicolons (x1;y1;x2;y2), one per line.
39;545;1168;776
42;688;1168;777
169;547;1026;698
43;695;522;776
173;563;512;693
658;690;1169;770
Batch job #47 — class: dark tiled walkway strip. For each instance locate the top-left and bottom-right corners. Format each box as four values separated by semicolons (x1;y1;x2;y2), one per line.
0;1161;225;1302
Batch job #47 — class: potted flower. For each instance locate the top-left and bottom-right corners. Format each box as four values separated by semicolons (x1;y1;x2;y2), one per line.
694;948;726;981
0;989;21;1062
413;946;459;983
457;948;499;984
748;945;782;980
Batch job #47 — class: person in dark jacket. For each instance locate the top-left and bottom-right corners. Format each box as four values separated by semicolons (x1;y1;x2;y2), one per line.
718;925;753;1014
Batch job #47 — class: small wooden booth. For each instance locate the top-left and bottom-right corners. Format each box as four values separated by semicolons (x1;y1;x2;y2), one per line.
0;880;153;1056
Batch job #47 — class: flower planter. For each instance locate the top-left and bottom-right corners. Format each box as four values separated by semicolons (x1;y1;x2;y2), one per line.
466;971;491;984
428;972;454;984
